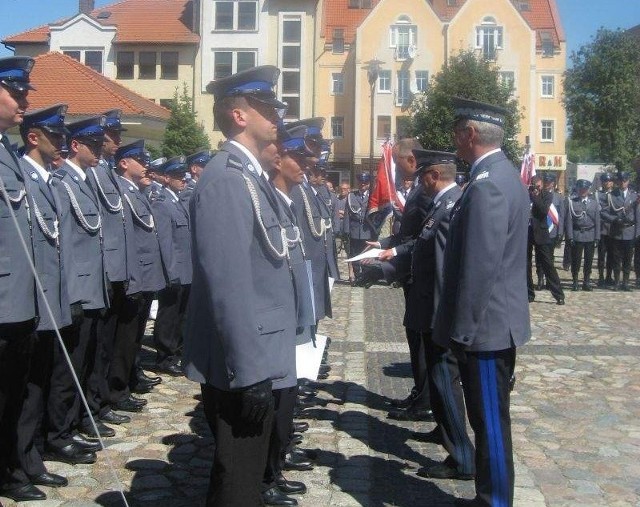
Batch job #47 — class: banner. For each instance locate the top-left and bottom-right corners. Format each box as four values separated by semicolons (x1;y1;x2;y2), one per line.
367;140;399;232
520;146;536;186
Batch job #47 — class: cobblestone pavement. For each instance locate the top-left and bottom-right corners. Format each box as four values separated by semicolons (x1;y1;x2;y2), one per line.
2;261;639;507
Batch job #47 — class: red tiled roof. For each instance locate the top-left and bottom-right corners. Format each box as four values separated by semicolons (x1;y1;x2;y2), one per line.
322;0;565;47
3;0;198;46
322;0;380;43
28;52;170;120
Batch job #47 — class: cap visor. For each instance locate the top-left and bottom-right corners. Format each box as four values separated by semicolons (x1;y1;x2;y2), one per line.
251;96;288;110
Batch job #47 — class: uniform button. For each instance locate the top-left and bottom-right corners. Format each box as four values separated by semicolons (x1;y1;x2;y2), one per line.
462;337;469;343
257;324;263;331
228;371;235;380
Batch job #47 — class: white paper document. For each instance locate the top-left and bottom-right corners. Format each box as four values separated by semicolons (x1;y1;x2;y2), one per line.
346;248;382;263
296;334;328;380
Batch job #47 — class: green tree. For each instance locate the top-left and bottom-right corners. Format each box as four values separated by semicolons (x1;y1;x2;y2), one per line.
563;29;640;170
409;50;523;162
161;83;211;157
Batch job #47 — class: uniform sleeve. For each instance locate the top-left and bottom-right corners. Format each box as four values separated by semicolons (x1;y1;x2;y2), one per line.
595;200;601;240
151;200;177;283
565;198;573;241
450;181;509;346
556;195;565;238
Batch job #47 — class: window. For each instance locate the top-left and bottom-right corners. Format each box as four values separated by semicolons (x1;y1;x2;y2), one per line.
541;31;555;56
281;16;302;120
377;70;391;93
499;71;515;91
213;1;257;31
63;49;103;74
541;120;554;142
331;73;344;95
396;70;410;106
476;17;503;61
332;29;344;54
116;51;134;79
377;116;391;139
331;117;344;139
139;51;157;79
161;52;179;80
518;0;531;11
213;51;256;80
415;71;428;92
63;50;81;62
541;75;554;97
85;51;103;73
390;18;417;61
348;0;371;7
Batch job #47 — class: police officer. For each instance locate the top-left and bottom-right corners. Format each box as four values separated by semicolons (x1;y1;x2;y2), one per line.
596;172;615;287
342;172;376;278
434;98;531;507
402;150;474;482
11;104;73;497
84;109;139;431
602;171;638;291
534;173;564;290
181;149;215;209
566;179;600;291
182;66;297;507
147;156;192;375
0;56;41;503
291;118;338;324
529;173;565;304
46;115;109;465
111;141;167;405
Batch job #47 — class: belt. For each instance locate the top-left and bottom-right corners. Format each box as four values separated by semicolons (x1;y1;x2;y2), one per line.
577;226;594;232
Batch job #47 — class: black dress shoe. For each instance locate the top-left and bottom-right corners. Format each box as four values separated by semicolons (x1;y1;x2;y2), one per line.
388;389;418;409
138;371;162;385
289;447;317;461
155;363;183;376
556;298;565;305
80;420;116;438
292;422;309;433
318;364;331;374
0;483;46;501
417;462;474;480
296;397;316;410
275;475;307;495
29;472;69;487
298;385;317;397
410;428;443;444
582;283;593;292
387;406;434;421
262;486;298;506
101;410;131;425
44;443;97;465
113;397;144;413
71;434;102;452
316;372;329;380
131;381;154;394
284;453;314;471
129;394;148;406
290;433;303;446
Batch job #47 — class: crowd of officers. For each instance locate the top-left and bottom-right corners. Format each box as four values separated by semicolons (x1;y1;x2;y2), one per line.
0;55;216;502
528;171;639;304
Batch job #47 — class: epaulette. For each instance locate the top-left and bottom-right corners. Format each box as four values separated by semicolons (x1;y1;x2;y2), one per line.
52;169;66;180
148;190;165;202
475;170;489;181
227;154;243;171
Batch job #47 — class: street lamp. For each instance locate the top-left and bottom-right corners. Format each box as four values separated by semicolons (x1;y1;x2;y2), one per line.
363;58;384;181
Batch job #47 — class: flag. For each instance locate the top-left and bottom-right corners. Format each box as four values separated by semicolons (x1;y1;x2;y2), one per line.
546;202;559;233
367;140;399;233
520;146;536;186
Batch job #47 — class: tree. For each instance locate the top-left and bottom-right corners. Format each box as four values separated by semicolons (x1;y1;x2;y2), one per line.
409;50;523;163
563;29;640;170
161;83;211;157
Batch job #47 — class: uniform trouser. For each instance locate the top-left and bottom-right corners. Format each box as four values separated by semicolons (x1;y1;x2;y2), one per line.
598;235;614;280
262;386;297;492
201;384;274;507
0;320;36;489
459;348;516;507
406;328;430;409
425;335;475;475
14;330;57;485
634;238;640;279
86;281;126;421
108;293;145;405
571;241;595;281
533;243;564;301
127;294;156;393
612;239;635;281
526;239;536;299
154;285;185;367
47;309;100;449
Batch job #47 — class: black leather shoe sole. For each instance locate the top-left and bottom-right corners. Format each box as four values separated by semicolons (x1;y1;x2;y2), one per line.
283;459;314;472
262;487;298;506
0;484;46;501
275;480;307;495
29;472;69;487
101;411;131;425
43;446;97;465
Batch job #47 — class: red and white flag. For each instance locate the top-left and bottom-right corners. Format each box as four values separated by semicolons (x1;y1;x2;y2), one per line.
367;140;399;232
520;146;536;186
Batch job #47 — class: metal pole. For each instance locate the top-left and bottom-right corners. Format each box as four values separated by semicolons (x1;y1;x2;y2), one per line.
369;80;375;180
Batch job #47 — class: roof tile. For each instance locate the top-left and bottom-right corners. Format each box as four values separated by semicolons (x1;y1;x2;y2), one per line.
28;52;170;120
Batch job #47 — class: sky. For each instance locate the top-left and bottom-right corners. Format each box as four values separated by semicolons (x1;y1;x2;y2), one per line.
0;0;638;58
